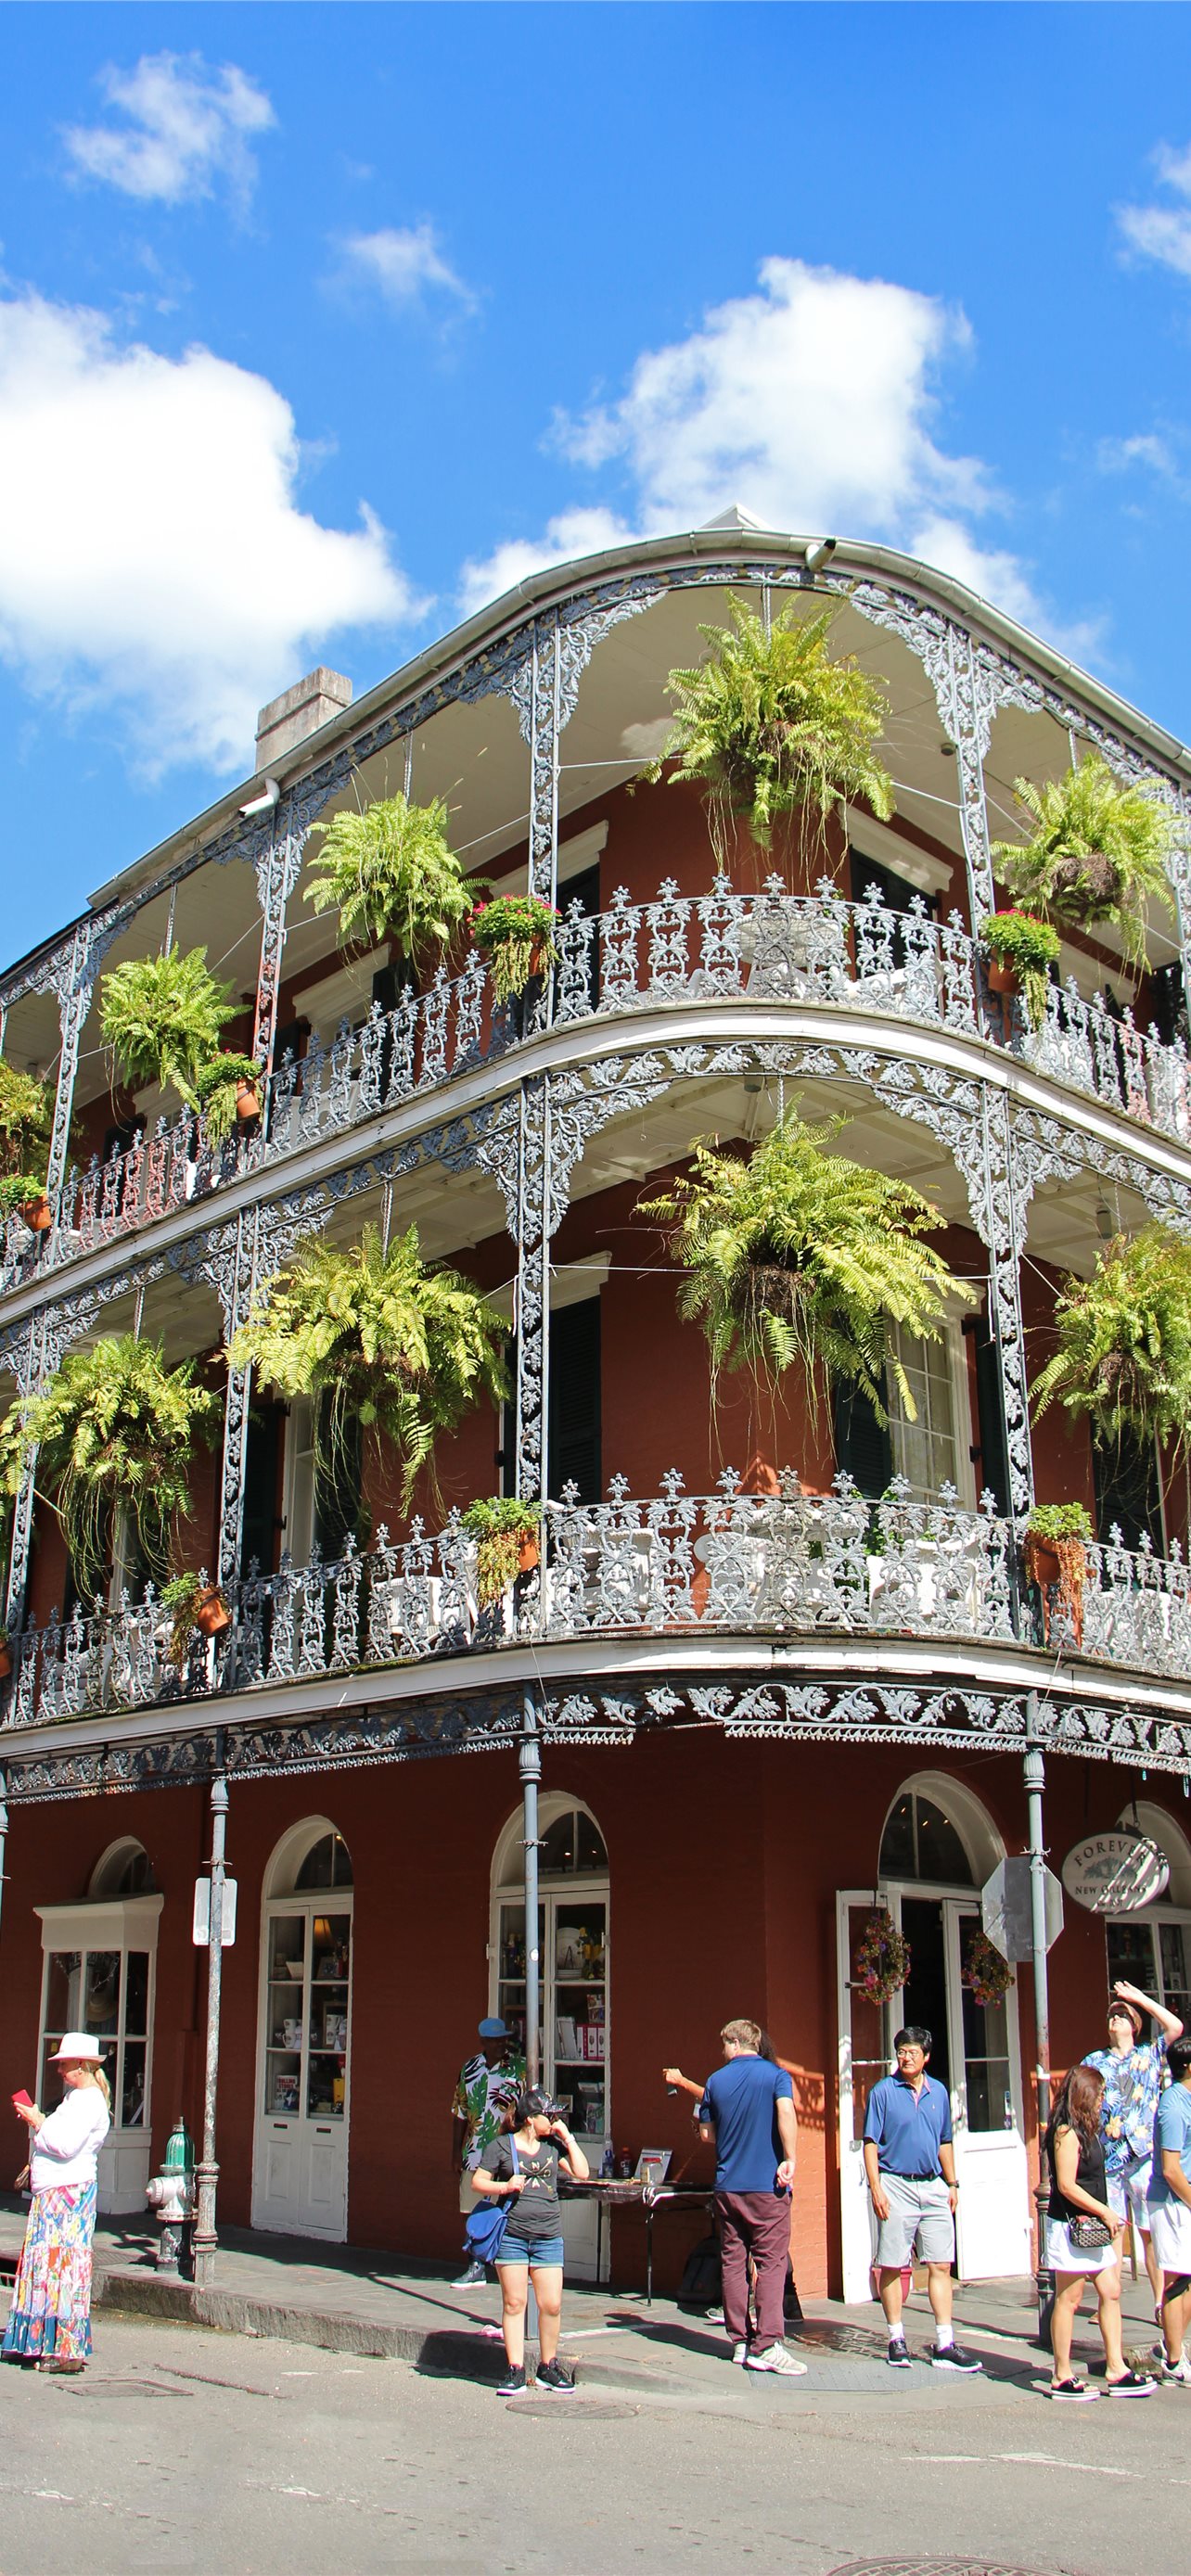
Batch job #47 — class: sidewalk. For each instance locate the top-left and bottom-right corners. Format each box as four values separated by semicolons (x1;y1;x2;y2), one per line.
0;2195;1166;2392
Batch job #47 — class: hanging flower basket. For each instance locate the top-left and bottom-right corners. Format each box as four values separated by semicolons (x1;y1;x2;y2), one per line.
960;1930;1015;2008
853;1908;911;2006
469;896;561;1003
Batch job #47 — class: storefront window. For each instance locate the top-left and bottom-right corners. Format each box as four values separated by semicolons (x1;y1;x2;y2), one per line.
40;1939;153;2128
492;1799;608;2150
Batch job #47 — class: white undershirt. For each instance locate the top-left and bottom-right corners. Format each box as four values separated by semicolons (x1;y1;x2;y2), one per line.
30;2085;111;2190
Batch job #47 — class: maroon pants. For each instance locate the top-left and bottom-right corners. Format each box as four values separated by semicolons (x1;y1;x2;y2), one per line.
716;2189;791;2347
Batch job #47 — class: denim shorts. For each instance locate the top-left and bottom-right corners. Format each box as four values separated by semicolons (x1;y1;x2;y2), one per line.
497;2234;565;2269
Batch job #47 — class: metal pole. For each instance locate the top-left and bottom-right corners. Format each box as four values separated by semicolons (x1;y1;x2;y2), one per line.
520;1690;541;2086
192;1757;228;2289
1024;1719;1054;2345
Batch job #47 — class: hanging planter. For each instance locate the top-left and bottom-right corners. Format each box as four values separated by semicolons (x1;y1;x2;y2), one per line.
100;947;237;1111
853;1908;912;2006
161;1574;232;1672
303;791;477;963
1022;1503;1093;1649
0;1334;221;1600
647;595;894;866
991;756;1173;973
1031;1223;1191;1462
0;1173;51;1231
960;1931;1015;2008
468;897;561;1004
978;911;1061;1032
461;1499;543;1605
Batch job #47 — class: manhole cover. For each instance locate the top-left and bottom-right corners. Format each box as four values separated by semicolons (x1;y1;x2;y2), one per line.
830;2559;1043;2576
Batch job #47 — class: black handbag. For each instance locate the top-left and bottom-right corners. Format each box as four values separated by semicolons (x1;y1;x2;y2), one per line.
1068;2212;1112;2251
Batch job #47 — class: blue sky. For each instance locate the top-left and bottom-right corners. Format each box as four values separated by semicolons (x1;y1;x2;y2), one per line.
2;2;1191;960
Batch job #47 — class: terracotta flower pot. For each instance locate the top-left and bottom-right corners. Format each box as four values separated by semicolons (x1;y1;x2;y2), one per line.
986;957;1020;1000
1024;1537;1060;1591
0;1642;11;1679
195;1585;232;1639
517;1532;540;1577
20;1195;52;1233
1023;1532;1086;1649
235;1079;261;1125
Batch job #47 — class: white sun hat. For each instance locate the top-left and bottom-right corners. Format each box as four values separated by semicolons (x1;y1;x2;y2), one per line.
49;2032;106;2064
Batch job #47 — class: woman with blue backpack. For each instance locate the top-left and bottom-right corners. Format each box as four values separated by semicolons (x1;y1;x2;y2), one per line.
470;2085;590;2395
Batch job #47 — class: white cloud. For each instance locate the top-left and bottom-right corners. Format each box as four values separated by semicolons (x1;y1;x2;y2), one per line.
458;506;632;616
911;514;1105;668
63;52;275;210
340;224;472;308
460;257;1068;643
0;292;421;776
1118;141;1191;277
1097;431;1179;478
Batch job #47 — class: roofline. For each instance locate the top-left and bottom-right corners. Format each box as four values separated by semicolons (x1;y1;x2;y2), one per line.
55;520;1188;938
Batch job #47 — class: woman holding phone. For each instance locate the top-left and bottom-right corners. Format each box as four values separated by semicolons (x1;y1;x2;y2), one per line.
472;2084;589;2396
3;2032;111;2374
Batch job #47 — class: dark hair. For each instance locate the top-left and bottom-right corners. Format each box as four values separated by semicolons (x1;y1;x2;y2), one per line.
514;2085;560;2127
1168;2037;1191;2084
1048;2062;1104;2149
1108;1995;1143;2038
757;2029;776;2063
894;2026;932;2055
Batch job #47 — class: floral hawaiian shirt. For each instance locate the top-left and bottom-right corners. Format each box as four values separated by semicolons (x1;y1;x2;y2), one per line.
1083;2035;1169;2171
452;2050;526;2171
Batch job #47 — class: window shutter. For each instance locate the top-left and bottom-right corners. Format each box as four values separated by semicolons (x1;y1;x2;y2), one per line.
548;1298;602;1503
1092;1429;1161;1554
240;1401;284;1579
968;1316;1009;1516
832;1382;891;1499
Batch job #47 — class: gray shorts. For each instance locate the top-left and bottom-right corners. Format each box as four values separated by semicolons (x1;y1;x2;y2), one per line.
875;2172;954;2268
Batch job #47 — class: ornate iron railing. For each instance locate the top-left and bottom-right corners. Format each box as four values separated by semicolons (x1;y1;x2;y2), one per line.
4;1472;1188;1730
4;878;1186;1295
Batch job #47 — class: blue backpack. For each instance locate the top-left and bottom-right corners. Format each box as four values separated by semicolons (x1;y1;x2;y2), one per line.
463;2136;519;2264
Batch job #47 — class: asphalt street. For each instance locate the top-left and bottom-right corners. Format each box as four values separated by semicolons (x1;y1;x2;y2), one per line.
0;2311;1185;2576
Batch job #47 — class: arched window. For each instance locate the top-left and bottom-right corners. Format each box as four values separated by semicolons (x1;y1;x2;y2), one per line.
89;1838;159;1898
871;1775;1012;2134
265;1818;353;1899
878;1773;1002;1890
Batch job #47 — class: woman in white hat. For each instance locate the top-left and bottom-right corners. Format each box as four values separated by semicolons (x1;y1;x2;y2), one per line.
3;2033;111;2374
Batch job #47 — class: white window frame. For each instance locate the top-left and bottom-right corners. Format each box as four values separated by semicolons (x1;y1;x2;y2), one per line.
888;1306;976;1509
34;1894;162;2213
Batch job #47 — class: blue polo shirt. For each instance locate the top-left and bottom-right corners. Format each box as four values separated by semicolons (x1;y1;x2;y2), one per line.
698;2057;794;2192
1147;2081;1191;2206
863;2071;953;2178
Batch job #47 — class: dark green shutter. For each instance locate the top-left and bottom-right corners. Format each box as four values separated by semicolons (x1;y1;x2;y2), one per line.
240;1402;284;1578
1093;1429;1161;1553
548;1298;602;1503
832;1382;891;1498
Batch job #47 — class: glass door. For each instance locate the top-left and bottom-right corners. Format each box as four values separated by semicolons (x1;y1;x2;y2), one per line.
254;1900;352;2238
549;1896;607;2149
943;1899;1031;2280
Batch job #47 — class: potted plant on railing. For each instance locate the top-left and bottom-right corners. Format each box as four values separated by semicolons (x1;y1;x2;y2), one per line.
991;756;1173;973
303;791;479;965
638;1103;970;1423
0;1172;53;1232
0;1333;220;1601
231;1222;507;1519
1031;1222;1191;1462
0;1059;53;1192
193;1052;263;1144
979;911;1061;1031
468;897;561;1004
1022;1503;1093;1649
160;1571;232;1671
647;595;895;865
461;1498;543;1605
100;946;237;1113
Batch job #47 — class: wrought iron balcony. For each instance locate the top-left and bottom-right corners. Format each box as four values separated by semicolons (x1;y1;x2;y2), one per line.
4;1472;1189;1734
4;878;1186;1298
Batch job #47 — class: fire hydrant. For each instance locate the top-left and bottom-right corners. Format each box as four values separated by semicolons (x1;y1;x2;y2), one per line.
146;2116;196;2276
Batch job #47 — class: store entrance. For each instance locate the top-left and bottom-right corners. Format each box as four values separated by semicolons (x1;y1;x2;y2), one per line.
252;1826;353;2240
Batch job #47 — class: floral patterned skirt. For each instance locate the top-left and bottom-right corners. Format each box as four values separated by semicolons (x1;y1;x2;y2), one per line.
2;2182;97;2363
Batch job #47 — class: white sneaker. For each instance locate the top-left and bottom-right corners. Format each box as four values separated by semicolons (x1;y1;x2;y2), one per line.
744;2342;808;2376
1160;2353;1191;2383
731;2341;749;2366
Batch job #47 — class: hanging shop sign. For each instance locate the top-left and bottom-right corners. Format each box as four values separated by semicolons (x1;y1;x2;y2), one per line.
1061;1832;1169;1916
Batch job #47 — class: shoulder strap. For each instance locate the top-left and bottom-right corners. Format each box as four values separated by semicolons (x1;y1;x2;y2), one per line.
510;2136;519;2172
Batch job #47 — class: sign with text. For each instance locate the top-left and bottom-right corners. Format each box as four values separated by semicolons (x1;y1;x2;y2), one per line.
192;1875;237;1947
981;1856;1063;1962
1062;1832;1169;1915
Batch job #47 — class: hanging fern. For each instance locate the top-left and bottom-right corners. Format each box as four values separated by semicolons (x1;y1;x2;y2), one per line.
991;757;1173;970
1;1334;220;1600
230;1223;508;1516
1031;1224;1191;1459
303;792;477;961
0;1059;52;1181
647;596;894;862
639;1106;970;1420
100;948;237;1109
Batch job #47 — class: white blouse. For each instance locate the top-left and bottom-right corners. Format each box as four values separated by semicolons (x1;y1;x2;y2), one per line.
30;2085;111;2191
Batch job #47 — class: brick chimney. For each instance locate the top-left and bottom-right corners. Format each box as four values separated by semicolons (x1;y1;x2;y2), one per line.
254;668;352;772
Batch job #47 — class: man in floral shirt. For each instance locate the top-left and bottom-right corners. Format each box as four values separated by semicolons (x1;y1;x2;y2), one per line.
451;2017;525;2287
1084;1977;1185;2315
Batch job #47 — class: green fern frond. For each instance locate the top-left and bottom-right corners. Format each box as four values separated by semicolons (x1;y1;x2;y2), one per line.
304;793;476;962
100;949;237;1110
1031;1224;1191;1457
992;758;1173;969
6;1334;219;1598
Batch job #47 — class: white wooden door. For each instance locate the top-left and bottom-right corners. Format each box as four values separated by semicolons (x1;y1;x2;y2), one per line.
252;1899;352;2238
836;1890;895;2303
945;1901;1031;2280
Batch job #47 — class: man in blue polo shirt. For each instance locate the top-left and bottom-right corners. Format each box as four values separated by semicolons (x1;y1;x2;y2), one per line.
862;2024;982;2371
698;2017;806;2376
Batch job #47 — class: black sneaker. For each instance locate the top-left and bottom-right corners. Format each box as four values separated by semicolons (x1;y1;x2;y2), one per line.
534;2359;576;2393
928;2343;983;2372
886;2339;912;2368
453;2260;488;2288
495;2362;528;2396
